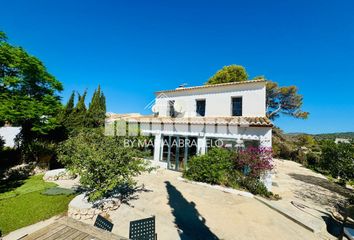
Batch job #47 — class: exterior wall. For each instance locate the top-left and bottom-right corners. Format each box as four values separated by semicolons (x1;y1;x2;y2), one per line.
141;122;271;142
140;122;272;190
155;81;266;117
107;80;272;189
140;122;272;153
0;127;21;148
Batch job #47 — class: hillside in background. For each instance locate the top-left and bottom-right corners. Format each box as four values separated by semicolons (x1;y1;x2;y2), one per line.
286;132;354;140
273;128;353;165
313;132;354;140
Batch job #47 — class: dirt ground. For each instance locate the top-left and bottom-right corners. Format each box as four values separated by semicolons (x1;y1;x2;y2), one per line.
81;168;318;240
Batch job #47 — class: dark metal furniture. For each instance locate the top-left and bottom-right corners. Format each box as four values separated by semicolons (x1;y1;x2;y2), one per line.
94;214;114;232
129;216;157;240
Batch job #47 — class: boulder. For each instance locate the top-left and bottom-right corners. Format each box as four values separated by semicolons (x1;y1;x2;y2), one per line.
43;168;76;181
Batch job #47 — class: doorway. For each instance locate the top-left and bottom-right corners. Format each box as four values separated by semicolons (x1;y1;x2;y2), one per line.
161;135;197;171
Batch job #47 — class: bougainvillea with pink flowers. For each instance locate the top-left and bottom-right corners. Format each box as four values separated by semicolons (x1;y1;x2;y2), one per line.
184;146;279;199
235;147;273;178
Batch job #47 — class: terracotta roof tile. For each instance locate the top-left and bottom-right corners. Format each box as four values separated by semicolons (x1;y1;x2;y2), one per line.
155;79;266;94
108;114;272;127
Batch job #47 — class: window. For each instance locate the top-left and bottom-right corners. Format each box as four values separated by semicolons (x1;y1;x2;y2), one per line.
232;97;242;116
169;100;176;117
196;99;206;116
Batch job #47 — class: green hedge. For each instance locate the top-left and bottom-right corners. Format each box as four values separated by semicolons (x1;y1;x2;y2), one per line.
183;148;233;185
183;147;278;199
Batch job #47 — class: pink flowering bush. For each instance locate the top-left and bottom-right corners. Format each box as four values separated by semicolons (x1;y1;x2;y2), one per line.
184;146;279;199
235;147;273;178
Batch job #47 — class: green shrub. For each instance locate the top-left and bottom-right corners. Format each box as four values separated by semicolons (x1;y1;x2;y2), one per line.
222;170;243;189
5;164;34;181
349;194;354;205
183;148;233;185
240;177;270;197
292;149;307;165
306;151;320;166
320;141;354;182
57;129;150;202
348;179;354;187
183;147;279;199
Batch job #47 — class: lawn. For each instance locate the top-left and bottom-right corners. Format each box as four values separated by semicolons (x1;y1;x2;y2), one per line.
0;174;75;235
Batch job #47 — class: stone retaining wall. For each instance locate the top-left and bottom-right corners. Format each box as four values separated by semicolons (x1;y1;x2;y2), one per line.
68;194;121;220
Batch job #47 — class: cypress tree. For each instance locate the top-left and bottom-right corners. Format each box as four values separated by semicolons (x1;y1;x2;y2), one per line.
65;91;75;114
87;86;106;127
100;91;106;121
72;90;87;129
76;91;87;112
57;91;75;129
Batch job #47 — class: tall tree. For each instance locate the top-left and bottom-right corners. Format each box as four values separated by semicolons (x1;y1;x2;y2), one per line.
87;86;106;127
100;91;106;115
57;91;76;133
64;91;75;114
76;91;87;112
0;31;63;161
206;65;308;120
71;90;87;129
206;65;248;85
0;31;63;131
266;81;308;120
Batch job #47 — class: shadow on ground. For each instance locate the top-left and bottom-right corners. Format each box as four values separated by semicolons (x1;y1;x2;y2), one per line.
0;165;33;194
289;173;352;197
96;183;154;209
0;178;24;194
165;181;219;240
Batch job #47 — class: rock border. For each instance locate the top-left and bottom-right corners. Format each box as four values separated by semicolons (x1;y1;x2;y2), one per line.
43;168;76;181
68;194;121;220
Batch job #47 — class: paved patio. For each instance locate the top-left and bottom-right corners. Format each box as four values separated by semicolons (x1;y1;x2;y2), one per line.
80;168;318;240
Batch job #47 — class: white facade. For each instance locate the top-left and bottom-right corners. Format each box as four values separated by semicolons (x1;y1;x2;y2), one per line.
335;138;351;144
155;80;266;117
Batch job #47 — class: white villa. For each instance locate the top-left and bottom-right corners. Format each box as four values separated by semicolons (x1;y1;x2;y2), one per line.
107;79;273;188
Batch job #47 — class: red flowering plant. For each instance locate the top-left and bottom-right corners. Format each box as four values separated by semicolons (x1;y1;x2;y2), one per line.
235;146;273;178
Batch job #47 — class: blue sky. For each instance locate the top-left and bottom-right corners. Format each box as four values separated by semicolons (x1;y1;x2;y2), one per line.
1;0;353;134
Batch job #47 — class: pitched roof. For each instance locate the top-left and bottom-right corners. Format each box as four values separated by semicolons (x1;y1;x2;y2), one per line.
155;79;266;94
107;114;272;127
